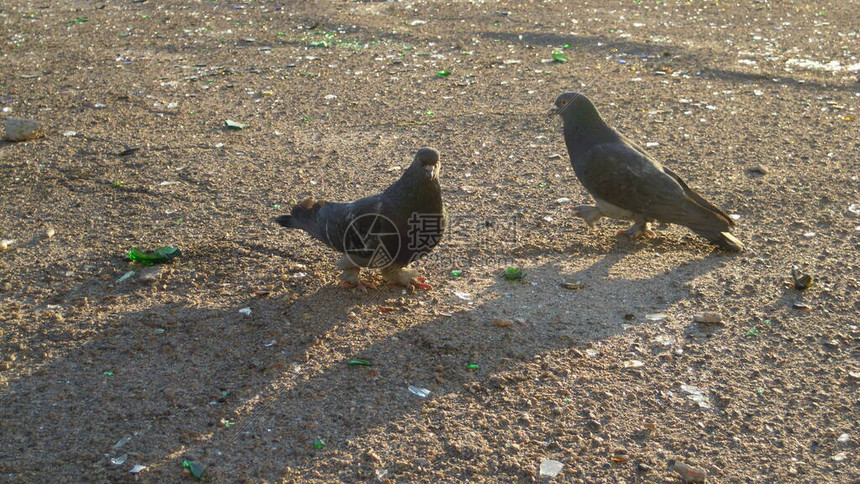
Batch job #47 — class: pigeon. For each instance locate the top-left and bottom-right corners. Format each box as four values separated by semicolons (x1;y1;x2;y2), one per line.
275;147;446;291
549;92;744;252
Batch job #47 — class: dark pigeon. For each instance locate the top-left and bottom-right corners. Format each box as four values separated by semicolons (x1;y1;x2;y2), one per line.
276;148;446;290
549;92;744;252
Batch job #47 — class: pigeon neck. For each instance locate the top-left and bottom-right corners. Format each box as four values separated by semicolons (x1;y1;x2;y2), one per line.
385;166;440;199
562;109;608;148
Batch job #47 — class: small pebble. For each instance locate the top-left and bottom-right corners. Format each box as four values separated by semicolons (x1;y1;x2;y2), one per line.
239;307;252;316
668;459;707;483
612;448;629;462
654;334;675;346
4;118;44;141
365;449;382;463
748;165;768;175
138;268;162;284
693;312;722;324
45;226;55;238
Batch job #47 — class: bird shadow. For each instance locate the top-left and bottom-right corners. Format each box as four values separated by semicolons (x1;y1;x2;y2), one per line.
0;245;732;481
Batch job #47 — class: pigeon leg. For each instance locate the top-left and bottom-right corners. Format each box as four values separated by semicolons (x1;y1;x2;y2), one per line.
339;269;369;292
336;255;370;292
382;265;432;292
573;205;604;228
617;221;656;239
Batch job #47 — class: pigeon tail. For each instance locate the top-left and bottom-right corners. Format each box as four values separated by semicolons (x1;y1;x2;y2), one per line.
276;198;328;240
690;229;745;252
274;214;296;228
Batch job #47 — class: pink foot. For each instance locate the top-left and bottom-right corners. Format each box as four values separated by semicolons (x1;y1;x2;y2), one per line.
341;281;369;293
615;228;656;238
411;276;433;291
387;275;432;292
413;280;433;291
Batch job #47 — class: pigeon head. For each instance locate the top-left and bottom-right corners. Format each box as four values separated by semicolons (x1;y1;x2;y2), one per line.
549;92;605;129
410;147;441;180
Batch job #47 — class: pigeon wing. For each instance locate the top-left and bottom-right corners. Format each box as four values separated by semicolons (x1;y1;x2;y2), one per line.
333;195;403;267
580;142;731;231
663;167;734;227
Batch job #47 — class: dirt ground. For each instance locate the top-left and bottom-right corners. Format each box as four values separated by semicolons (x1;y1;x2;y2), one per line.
1;0;859;482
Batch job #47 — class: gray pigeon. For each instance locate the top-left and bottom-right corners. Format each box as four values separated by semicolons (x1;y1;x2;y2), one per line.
549;92;744;252
276;148;446;291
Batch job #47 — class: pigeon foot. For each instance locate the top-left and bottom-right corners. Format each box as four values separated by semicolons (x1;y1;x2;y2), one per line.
383;267;432;292
338;264;369;292
617;222;656;239
341;281;370;293
573;205;604;228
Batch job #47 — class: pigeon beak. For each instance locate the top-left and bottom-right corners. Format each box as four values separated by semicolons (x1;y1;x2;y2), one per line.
546;105;559;118
425;164;439;179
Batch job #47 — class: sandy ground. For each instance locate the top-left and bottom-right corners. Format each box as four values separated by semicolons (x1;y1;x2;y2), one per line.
1;0;859;482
